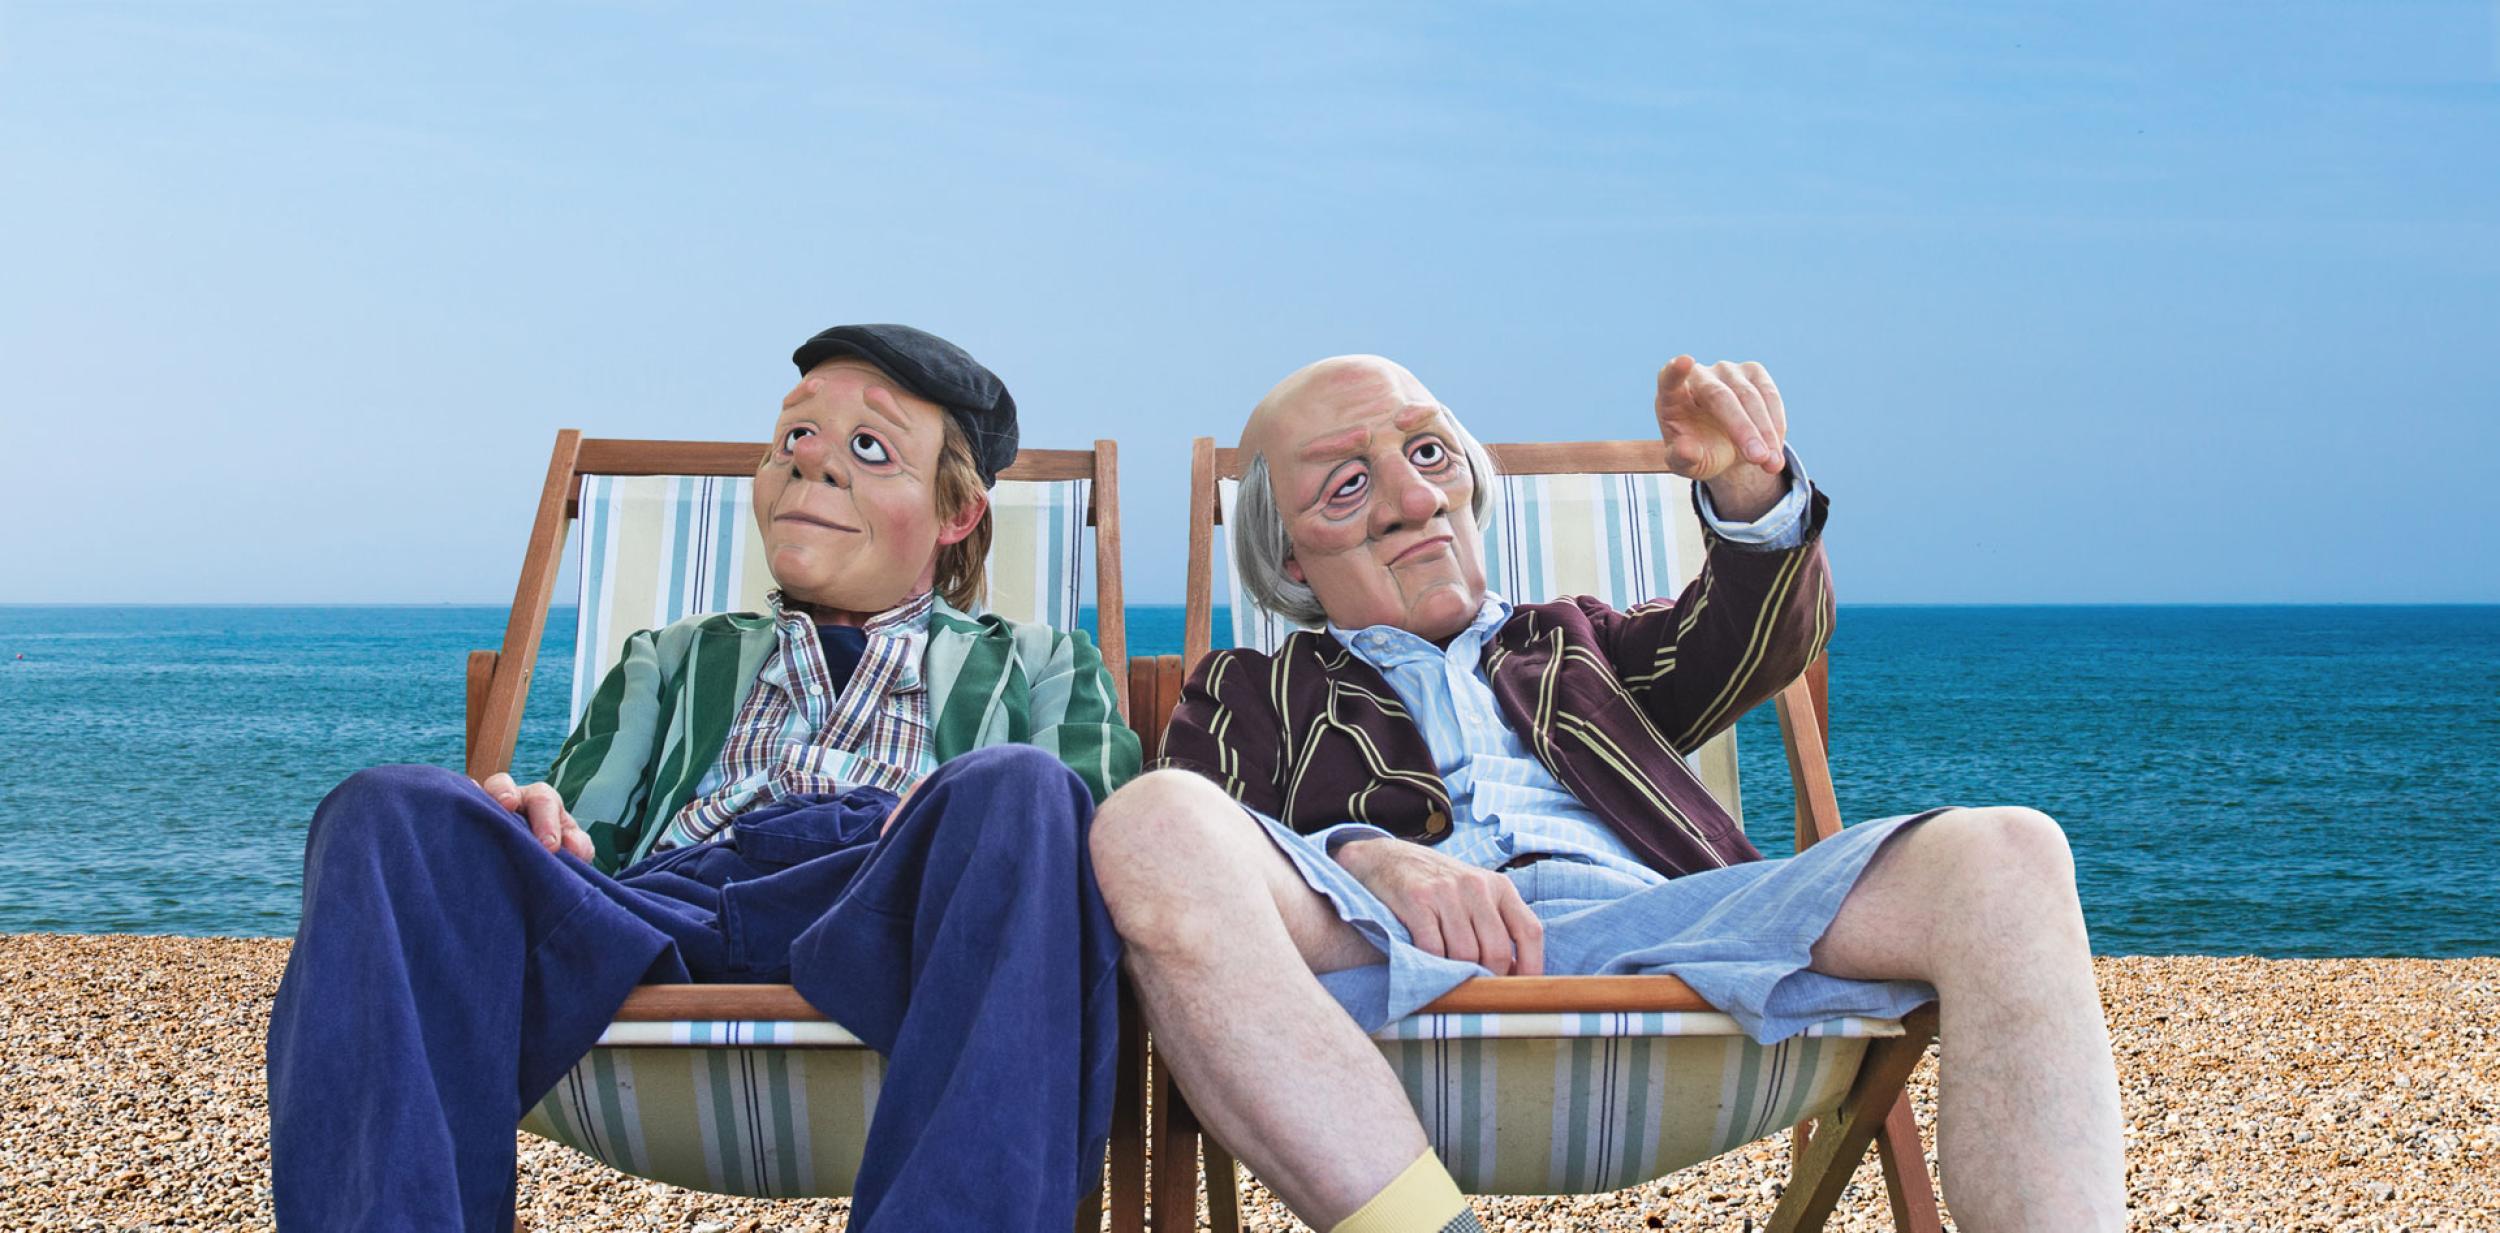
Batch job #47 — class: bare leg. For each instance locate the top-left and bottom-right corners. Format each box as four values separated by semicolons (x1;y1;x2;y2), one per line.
1809;807;2126;1232
1091;770;1427;1225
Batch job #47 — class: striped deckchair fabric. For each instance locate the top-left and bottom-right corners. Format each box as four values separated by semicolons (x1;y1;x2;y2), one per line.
520;1042;886;1198
1214;466;1742;815
569;472;1093;720
1376;1013;1891;1194
505;442;1104;1200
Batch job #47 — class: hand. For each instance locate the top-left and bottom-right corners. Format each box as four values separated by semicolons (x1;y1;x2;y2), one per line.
478;772;592;861
1333;837;1544;976
1653;355;1789;485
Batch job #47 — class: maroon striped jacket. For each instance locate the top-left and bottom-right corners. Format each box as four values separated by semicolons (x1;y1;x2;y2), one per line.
1157;487;1834;880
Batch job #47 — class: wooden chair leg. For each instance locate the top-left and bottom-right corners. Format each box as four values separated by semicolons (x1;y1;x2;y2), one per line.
1148;1044;1201;1232
1874;1093;1943;1232
1109;983;1148;1233
1202;1134;1243;1233
1766;1007;1939;1233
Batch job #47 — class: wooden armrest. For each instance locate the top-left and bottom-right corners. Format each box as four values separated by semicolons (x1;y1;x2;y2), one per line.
463;650;498;774
614;984;827;1022
1418;974;1714;1014
618;976;1714;1021
1126;656;1165;764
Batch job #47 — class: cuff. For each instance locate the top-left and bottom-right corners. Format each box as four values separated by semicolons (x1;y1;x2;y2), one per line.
1694;444;1812;551
1314;822;1398;858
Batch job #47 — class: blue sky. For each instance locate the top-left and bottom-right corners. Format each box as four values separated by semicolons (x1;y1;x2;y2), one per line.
4;2;2494;604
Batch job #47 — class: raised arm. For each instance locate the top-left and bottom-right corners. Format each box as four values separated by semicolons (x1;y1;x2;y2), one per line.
1603;356;1836;751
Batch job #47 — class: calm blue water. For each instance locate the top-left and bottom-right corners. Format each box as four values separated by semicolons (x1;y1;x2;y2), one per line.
0;605;2492;956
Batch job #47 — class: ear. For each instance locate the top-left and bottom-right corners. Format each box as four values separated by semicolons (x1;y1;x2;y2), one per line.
935;491;987;547
1283;554;1305;584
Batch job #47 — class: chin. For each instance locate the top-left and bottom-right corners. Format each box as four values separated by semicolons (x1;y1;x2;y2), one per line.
1406;588;1483;641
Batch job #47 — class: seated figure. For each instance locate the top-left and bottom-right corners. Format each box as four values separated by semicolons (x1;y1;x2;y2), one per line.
1091;354;2124;1232
266;325;1140;1232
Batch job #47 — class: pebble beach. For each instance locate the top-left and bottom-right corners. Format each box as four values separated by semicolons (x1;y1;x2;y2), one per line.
2;936;2492;1231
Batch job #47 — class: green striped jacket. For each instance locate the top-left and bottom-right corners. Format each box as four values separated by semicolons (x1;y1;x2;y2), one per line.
545;601;1140;872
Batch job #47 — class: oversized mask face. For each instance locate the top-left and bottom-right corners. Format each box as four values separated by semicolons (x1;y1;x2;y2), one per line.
754;360;983;619
1248;358;1488;644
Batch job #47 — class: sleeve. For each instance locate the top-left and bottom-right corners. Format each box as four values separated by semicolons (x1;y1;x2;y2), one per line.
1153;648;1288;819
1692;446;1812;550
1312;822;1397;854
1024;626;1144;804
543;628;669;870
1592;480;1837;754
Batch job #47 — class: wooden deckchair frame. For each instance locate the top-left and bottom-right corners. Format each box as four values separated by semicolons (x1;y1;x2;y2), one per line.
462;431;1148;1228
1124;435;1944;1233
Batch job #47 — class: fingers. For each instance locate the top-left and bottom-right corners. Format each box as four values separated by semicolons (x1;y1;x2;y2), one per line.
1467;893;1514;976
1741;360;1786;445
480;772;521;809
1495;884;1545;977
1712;360;1782;469
1409;872;1535;975
516;784;569;852
560;823;594;863
1654;354;1697;407
1404;908;1449;962
1686;365;1772;468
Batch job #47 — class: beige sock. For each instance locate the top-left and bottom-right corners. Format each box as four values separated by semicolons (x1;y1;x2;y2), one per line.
1329;1149;1475;1233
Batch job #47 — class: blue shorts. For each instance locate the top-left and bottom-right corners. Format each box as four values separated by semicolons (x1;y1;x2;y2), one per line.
1253;808;1946;1045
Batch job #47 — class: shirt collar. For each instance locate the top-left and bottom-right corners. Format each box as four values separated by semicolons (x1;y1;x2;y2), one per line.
1328;592;1513;670
762;589;936;694
766;588;937;638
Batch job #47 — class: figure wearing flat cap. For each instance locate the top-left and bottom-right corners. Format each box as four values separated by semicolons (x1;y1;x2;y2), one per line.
267;326;1140;1233
1089;356;2125;1231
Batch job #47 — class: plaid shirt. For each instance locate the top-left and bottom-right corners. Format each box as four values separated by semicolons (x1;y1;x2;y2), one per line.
652;589;938;851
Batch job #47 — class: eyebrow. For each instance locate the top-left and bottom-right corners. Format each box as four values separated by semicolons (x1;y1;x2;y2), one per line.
1298;426;1371;462
858;387;918;436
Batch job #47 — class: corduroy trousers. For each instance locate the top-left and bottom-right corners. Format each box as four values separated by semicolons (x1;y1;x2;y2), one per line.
265;744;1119;1233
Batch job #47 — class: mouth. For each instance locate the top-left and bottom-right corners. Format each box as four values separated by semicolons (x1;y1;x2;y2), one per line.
774;511;860;534
1387;535;1453;566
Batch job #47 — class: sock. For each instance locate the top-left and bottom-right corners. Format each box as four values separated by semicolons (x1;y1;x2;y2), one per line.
1329;1149;1478;1233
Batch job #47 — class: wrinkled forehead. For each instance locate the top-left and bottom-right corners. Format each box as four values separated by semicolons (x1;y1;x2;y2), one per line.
778;358;943;431
1246;356;1445;463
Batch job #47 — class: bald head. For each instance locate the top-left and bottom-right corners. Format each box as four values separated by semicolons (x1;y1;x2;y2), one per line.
1243;355;1438;461
1233;353;1497;643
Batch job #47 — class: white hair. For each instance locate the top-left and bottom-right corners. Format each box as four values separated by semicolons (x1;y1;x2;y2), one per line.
1233;413;1499;628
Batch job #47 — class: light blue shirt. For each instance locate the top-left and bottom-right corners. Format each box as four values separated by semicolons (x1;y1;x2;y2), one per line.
1315;451;1812;879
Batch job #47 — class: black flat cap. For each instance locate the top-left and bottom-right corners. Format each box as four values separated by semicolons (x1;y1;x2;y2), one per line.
791;324;1019;486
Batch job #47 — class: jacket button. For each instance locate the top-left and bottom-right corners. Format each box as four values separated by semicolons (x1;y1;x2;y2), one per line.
1423;810;1449;834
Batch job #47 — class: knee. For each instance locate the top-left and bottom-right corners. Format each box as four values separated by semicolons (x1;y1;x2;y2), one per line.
1931;805;2078;904
940;743;1086;800
315;763;481;829
306;764;505;862
1091;769;1246;873
1089;770;1263;946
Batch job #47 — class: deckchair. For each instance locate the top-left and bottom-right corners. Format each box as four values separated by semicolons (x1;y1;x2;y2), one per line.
1119;437;1944;1232
460;431;1148;1223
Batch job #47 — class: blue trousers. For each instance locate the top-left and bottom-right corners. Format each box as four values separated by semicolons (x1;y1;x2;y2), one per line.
266;744;1120;1232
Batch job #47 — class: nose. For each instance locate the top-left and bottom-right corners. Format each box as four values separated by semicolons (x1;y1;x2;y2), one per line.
1369;454;1448;536
789;433;845;488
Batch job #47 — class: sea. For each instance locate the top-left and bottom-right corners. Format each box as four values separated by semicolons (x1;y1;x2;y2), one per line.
0;604;2493;957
